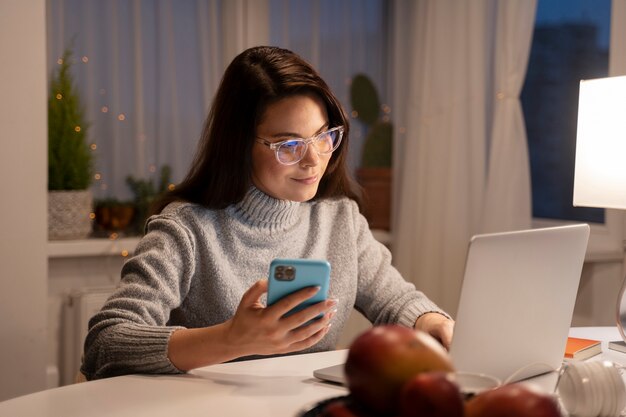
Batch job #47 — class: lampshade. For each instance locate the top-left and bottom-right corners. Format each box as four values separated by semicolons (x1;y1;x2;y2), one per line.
573;75;626;210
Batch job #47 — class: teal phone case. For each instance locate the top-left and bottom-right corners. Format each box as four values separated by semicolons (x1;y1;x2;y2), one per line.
267;258;331;318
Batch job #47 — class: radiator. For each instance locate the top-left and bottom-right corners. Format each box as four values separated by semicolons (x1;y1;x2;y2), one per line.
62;286;116;385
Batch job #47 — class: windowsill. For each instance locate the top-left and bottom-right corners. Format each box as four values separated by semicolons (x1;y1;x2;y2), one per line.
48;236;141;258
48;231;393;259
48;229;619;264
532;217;625;264
585;248;624;263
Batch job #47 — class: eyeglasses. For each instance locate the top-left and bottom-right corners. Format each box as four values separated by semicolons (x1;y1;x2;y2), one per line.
255;126;344;165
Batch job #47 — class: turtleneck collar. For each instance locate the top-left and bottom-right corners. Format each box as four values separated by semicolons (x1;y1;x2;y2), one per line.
229;187;302;229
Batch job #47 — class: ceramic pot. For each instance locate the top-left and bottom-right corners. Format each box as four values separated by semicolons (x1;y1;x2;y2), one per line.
356;167;392;230
48;190;93;240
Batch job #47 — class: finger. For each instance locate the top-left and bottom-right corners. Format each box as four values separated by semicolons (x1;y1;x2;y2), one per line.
266;285;321;319
440;321;454;350
282;298;337;329
283;323;332;353
239;279;268;307
287;308;334;341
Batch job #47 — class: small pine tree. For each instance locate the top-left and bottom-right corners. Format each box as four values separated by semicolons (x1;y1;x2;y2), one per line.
48;49;93;190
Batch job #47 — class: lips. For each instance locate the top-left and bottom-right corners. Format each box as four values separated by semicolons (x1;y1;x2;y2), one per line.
292;175;318;185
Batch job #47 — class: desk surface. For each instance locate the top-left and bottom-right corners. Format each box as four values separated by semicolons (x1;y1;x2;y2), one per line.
1;327;624;416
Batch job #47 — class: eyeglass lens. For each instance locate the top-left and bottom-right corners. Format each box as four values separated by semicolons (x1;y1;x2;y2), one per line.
277;129;341;164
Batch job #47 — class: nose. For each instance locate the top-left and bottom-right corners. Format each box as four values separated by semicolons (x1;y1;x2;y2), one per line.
299;141;320;167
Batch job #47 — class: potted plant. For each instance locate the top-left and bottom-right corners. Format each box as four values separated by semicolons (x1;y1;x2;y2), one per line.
350;73;393;230
126;165;172;235
93;198;136;235
48;48;94;240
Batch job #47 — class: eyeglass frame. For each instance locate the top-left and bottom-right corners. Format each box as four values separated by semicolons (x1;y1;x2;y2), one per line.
255;126;345;166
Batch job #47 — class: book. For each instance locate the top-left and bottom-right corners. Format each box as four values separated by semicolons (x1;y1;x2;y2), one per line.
564;337;601;361
608;340;626;353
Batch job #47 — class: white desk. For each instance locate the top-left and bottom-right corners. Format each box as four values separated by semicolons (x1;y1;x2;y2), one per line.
0;349;348;417
1;327;625;416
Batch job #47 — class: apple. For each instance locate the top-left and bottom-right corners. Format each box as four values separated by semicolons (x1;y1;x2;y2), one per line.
344;325;455;416
465;383;560;417
319;399;368;417
399;371;464;417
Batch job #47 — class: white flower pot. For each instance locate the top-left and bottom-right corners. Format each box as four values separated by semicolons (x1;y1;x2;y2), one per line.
48;190;93;240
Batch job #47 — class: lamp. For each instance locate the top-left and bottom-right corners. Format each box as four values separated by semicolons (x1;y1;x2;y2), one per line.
573;75;626;342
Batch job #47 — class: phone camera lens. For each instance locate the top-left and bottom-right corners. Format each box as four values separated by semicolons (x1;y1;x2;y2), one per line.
276;266;285;272
285;266;295;279
275;271;284;279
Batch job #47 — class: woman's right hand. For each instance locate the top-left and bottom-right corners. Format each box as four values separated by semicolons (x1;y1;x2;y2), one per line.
224;279;337;357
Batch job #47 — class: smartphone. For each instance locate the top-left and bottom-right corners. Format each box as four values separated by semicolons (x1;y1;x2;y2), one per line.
266;258;331;319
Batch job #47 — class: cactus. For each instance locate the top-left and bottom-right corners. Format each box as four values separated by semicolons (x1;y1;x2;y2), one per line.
350;74;393;167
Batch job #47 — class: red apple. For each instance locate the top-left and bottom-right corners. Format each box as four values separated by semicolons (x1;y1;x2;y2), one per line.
399;371;464;417
344;325;455;416
319;399;368;417
465;383;560;417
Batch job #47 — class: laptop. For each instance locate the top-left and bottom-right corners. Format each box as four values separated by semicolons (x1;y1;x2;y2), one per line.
314;224;590;385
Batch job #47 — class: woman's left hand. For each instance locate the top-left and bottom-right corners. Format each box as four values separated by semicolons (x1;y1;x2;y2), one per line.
414;312;454;350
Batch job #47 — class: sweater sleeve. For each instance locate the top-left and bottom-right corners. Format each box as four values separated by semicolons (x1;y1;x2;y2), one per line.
81;212;196;380
350;202;450;327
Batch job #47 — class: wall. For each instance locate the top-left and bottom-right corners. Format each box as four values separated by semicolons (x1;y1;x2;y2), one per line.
573;260;624;327
0;0;48;401
48;238;137;386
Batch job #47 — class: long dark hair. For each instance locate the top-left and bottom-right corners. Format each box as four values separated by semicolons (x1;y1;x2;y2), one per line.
154;46;361;213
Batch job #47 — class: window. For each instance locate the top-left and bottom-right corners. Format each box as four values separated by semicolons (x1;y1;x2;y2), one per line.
268;0;389;173
522;0;611;224
522;0;626;259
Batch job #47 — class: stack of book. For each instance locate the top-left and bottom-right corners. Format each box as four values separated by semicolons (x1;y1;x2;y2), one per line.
564;337;601;361
608;340;626;353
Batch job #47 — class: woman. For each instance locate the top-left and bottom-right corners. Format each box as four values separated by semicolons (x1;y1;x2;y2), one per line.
81;46;453;380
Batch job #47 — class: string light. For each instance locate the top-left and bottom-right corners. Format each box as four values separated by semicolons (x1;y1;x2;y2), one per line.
399;127;406;134
121;250;129;257
59;51;174;235
382;104;391;114
351;110;358;118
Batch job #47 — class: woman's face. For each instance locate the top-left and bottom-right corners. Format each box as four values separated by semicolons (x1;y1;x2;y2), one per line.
251;93;331;202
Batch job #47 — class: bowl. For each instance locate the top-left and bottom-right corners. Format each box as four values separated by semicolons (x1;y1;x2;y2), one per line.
453;372;501;398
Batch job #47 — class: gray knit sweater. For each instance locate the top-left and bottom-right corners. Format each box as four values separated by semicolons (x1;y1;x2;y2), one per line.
81;187;446;380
